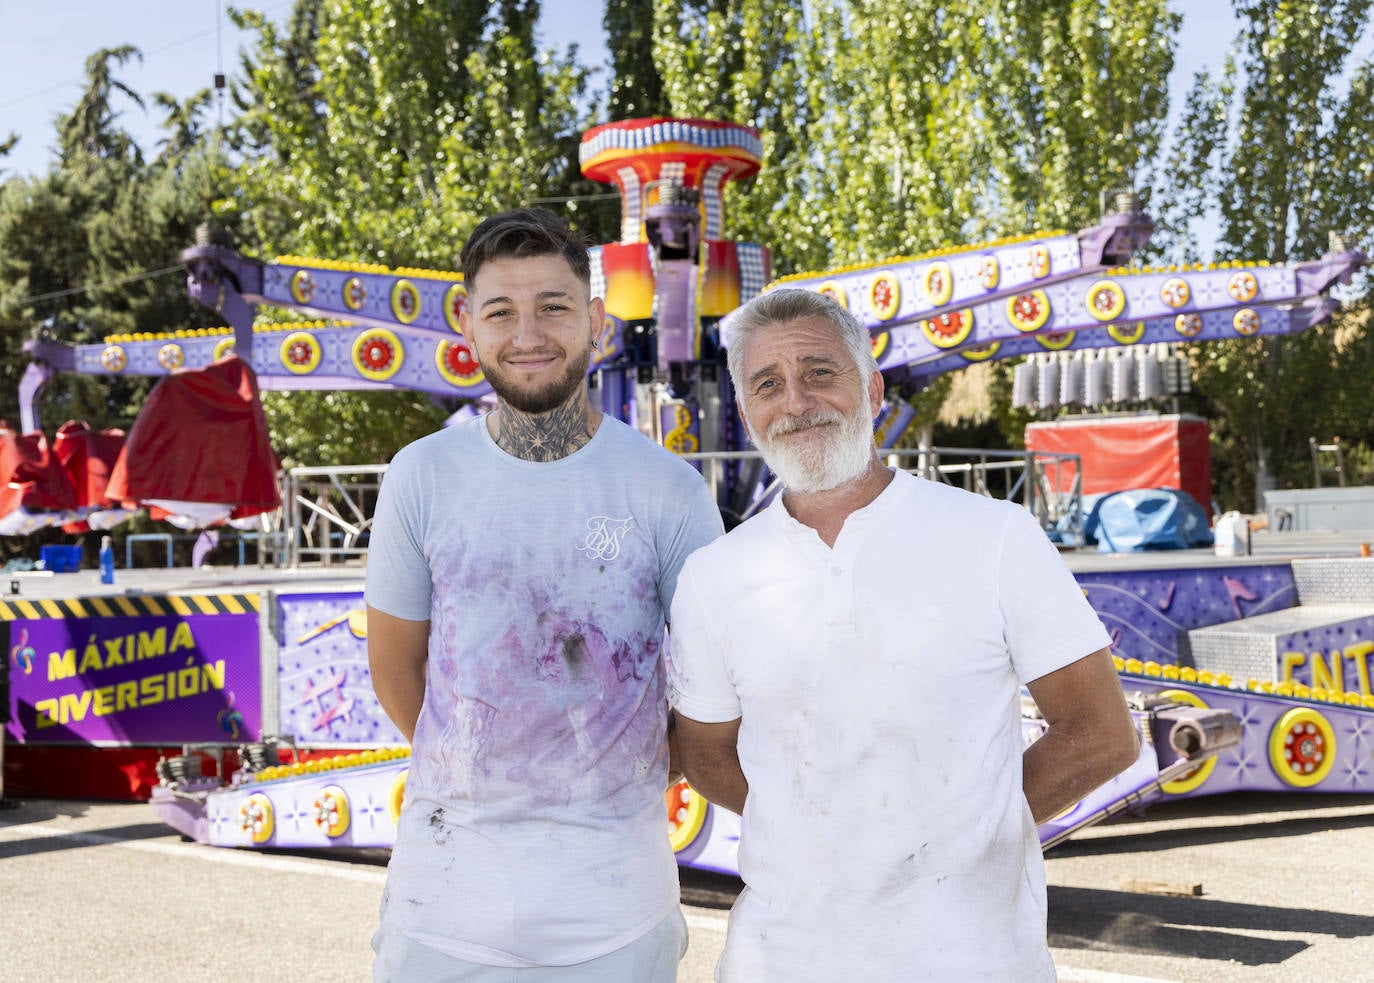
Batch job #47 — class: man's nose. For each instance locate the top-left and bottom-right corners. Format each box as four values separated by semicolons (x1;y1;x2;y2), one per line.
782;374;817;414
510;311;544;349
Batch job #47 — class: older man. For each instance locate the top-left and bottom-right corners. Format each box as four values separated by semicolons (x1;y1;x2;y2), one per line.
668;288;1139;982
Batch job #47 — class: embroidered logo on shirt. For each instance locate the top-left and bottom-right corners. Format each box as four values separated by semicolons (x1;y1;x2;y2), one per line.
578;516;634;561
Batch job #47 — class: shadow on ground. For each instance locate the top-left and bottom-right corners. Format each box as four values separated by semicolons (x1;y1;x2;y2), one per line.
1049;883;1374;966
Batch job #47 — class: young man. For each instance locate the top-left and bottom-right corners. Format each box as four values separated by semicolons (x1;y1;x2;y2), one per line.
668;288;1140;981
365;208;723;981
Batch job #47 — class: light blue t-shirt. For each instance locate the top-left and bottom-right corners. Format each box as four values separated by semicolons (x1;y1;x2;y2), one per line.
366;413;722;966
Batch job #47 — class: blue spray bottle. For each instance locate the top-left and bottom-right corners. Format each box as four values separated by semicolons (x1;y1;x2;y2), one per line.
99;535;115;584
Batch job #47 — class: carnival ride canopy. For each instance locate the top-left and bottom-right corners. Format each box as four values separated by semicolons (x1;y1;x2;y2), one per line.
2;356;280;537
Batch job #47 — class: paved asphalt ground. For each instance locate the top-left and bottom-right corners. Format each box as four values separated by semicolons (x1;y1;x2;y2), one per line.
3;791;1374;982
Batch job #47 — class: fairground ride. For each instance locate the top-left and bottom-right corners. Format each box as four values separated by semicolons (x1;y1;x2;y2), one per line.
6;118;1373;872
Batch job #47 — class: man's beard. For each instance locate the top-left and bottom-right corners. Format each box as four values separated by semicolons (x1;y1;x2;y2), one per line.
753;405;876;493
482;342;592;414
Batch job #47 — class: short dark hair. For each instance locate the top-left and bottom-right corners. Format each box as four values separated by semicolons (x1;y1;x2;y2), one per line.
460;208;591;290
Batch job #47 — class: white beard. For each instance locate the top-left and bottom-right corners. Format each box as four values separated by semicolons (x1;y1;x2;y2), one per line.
753;405;876;493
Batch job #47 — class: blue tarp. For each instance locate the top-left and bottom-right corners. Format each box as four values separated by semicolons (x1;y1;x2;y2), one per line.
1079;488;1214;553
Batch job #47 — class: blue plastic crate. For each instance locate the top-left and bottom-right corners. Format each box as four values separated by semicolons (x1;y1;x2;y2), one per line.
40;544;83;573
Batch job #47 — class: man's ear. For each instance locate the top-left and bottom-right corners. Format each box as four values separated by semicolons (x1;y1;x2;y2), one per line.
589;296;605;345
867;368;885;419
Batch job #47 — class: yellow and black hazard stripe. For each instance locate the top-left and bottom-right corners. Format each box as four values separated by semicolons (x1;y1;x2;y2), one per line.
0;593;260;622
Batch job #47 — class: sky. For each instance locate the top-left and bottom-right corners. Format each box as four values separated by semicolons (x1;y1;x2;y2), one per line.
0;0;611;175
0;2;1360;246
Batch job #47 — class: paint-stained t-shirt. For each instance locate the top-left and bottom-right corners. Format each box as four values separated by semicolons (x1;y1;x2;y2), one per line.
669;468;1111;982
365;414;722;966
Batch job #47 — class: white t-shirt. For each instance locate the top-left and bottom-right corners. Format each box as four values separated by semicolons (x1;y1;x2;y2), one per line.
366;414;723;967
669;468;1110;982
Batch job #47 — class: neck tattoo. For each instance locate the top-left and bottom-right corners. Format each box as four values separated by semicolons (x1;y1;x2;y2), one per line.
493;400;597;462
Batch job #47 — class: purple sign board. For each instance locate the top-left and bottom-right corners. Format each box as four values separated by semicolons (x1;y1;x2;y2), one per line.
4;609;262;745
1274;615;1374;693
276;591;404;746
1076;563;1297;666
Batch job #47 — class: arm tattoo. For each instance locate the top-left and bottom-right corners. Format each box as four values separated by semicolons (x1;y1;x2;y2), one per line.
493;401;597;462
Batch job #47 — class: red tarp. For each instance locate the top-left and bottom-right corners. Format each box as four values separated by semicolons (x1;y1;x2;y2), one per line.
53;420;125;508
53;420;127;532
1025;414;1213;514
106;356;281;518
0;424;77;517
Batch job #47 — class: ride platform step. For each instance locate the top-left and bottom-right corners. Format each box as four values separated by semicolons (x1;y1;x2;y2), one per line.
1187;602;1374;686
1292;557;1374;604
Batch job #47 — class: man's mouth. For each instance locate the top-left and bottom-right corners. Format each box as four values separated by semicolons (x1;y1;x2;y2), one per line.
504;354;559;369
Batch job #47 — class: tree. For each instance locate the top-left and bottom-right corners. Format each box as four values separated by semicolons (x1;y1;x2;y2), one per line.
647;0;1176;271
1154;0;1374;509
57;46;146;167
152;89;215;164
604;0;671;120
649;0;824;271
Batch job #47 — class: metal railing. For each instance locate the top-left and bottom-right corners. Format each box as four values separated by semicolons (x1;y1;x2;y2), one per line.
281;464;387;567
266;446;1084;568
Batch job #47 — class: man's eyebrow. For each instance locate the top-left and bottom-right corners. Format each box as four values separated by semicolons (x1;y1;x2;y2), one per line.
747;353;844;386
478;289;574;311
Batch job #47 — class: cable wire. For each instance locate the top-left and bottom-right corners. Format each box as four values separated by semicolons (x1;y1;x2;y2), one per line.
18;264;184;306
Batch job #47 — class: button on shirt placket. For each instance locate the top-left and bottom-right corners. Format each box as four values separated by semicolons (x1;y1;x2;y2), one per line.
785;518;860;642
776;488;895;652
825;558;856;638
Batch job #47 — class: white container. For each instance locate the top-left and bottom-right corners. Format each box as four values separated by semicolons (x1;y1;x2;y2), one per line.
1214;511;1251;557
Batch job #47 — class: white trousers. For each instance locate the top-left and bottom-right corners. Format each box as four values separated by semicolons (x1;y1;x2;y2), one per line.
372;908;688;982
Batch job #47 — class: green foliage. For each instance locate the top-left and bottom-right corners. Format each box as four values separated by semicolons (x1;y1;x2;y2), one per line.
651;0;834;271
649;0;1176;273
58;46;147;167
229;0;591;265
604;0;671;119
1155;0;1374;509
260;389;448;469
152;89;215;164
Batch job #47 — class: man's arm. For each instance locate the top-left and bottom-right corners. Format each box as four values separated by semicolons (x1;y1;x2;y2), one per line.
675;714;747;815
1023;647;1139;824
366;605;430;744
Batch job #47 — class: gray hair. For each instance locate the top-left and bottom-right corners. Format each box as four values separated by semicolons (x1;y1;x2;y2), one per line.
725;288;880;397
